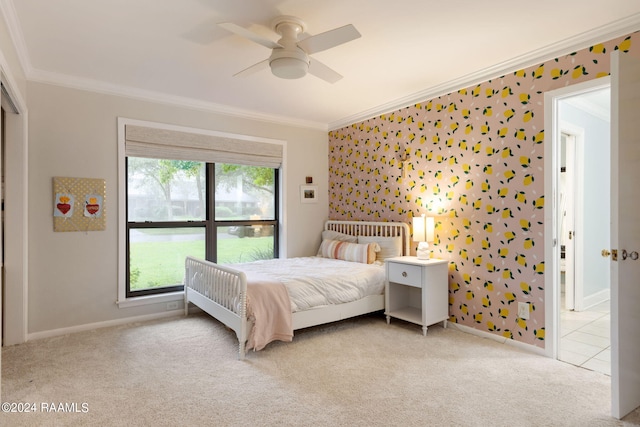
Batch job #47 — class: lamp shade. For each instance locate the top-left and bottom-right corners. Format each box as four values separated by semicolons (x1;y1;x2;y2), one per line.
426;216;435;242
413;216;426;242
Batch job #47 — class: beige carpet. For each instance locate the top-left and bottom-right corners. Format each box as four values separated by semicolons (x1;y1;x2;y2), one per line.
2;313;639;427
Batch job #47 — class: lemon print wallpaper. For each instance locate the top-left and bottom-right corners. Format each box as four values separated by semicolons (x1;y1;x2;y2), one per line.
328;32;637;348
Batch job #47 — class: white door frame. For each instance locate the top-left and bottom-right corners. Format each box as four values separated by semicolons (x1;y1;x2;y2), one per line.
559;125;586;312
0;69;28;347
544;76;610;359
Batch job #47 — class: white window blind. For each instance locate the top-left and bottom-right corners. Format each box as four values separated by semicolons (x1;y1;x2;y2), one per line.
125;125;283;168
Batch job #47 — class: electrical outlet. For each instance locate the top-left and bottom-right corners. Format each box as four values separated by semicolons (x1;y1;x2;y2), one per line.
518;302;530;320
166;301;179;311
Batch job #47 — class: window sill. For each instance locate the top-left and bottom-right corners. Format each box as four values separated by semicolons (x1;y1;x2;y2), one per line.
117;291;184;309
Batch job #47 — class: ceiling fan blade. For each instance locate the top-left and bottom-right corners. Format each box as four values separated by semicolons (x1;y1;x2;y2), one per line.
298;24;361;54
218;22;282;49
308;58;343;84
234;59;270;77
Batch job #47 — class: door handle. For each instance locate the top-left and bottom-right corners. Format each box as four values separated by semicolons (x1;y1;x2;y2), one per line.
601;249;611;258
569;231;573;240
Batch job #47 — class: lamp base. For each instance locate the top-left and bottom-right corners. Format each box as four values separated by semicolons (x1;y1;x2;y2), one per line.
416;242;431;260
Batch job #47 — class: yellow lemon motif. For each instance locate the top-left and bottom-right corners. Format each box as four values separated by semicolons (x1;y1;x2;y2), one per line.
534;263;545;274
498;248;509;258
519;93;530;104
571;65;586;79
484;281;494;291
499;308;509;318
516;254;527;267
522;238;534;250
516;318;527;329
520;282;531;294
504;292;516;303
532;64;544;79
533;196;544;209
534;328;545;340
550;68;563;80
503;109;515;120
616;36;631;52
466;290;474;300
473;313;483;323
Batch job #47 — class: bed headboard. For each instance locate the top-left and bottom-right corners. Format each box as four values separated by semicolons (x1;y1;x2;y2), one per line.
324;220;410;256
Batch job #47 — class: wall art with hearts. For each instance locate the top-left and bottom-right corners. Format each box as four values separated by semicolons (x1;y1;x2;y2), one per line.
53;177;106;232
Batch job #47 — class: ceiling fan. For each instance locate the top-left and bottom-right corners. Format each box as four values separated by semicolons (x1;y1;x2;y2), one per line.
219;16;361;83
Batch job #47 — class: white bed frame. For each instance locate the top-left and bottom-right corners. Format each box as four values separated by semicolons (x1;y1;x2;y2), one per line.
184;220;410;359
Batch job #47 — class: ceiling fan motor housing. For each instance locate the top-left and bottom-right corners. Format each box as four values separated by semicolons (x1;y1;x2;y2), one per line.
269;16;309;79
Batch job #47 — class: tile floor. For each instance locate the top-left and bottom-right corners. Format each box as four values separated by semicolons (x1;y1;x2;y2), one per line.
559;300;611;376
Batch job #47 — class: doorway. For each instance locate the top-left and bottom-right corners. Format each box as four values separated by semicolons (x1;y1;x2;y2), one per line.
546;80;611;375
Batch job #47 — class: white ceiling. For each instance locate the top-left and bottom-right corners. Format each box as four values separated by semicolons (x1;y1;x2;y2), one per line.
3;0;640;129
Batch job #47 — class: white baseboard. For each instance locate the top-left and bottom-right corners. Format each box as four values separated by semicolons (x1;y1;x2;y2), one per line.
27;309;185;342
447;322;547;357
582;288;610;311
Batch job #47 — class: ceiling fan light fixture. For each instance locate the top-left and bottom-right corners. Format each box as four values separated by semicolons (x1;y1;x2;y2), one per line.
270;56;308;79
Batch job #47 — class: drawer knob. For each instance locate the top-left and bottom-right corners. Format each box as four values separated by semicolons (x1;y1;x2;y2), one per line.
402;271;407;277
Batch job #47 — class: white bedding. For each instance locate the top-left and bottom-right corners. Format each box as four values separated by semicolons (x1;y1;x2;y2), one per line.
228;257;385;313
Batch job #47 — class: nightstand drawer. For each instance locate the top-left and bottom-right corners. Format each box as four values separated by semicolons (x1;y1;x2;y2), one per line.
388;262;422;287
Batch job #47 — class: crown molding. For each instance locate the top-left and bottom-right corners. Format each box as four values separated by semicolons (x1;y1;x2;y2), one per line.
329;13;640;130
26;68;328;130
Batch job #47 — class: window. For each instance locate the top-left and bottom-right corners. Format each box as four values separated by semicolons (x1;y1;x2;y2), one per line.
119;120;283;302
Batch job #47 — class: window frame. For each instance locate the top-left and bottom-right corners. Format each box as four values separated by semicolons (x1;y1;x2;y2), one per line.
118;118;285;307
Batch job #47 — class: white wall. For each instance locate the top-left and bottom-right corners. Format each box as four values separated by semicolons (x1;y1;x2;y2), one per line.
26;81;329;335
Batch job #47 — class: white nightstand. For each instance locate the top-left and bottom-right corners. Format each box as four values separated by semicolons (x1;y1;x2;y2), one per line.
385;256;449;336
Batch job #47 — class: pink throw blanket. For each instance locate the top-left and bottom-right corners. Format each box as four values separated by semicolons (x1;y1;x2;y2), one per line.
245;273;293;351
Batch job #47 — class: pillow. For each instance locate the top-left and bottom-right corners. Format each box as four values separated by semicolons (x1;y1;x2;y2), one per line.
319;239;380;264
316;230;358;255
357;236;403;261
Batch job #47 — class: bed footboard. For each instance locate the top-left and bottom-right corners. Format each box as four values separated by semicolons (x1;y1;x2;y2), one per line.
184;256;249;359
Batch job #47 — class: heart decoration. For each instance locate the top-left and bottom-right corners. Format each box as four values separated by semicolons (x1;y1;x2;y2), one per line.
57;203;71;215
86;204;100;215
